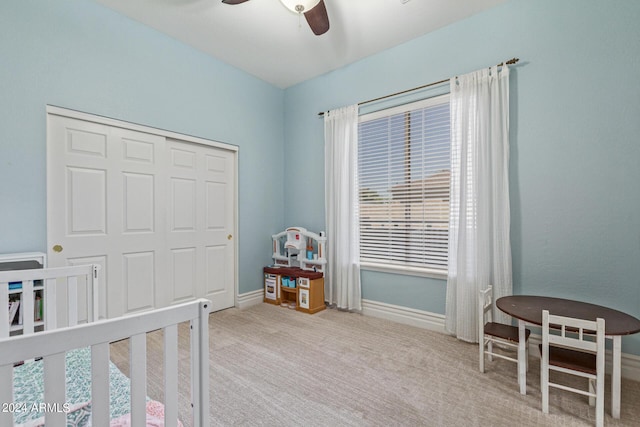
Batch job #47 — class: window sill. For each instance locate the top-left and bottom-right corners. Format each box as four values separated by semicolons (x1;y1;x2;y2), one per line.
360;262;447;280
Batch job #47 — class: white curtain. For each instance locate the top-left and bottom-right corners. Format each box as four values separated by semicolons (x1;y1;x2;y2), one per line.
445;64;512;342
324;105;362;311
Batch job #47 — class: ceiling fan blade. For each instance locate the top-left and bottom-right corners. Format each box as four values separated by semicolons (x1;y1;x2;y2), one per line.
304;0;330;36
221;0;250;4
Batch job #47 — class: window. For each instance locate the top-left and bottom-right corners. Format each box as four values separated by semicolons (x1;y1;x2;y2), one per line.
358;95;450;275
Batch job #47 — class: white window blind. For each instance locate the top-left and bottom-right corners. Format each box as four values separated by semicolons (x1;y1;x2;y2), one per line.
358;95;450;272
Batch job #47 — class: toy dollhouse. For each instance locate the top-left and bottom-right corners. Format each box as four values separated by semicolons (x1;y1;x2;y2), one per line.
271;226;326;273
264;227;327;314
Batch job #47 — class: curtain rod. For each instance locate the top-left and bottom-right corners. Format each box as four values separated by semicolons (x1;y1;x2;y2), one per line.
318;57;519;117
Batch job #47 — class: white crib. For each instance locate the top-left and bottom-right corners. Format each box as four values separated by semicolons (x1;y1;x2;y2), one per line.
0;264;100;338
0;265;210;426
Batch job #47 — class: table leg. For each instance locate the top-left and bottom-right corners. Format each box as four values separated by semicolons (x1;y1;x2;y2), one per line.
612;336;621;418
518;320;527;395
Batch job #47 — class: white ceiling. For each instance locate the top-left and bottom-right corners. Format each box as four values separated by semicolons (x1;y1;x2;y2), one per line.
95;0;508;89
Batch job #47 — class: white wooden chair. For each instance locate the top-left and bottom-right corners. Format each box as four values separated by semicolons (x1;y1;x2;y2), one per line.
479;286;530;376
541;310;605;427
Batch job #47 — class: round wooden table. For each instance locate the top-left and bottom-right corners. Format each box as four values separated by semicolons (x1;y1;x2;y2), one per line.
497;295;640;336
496;295;640;419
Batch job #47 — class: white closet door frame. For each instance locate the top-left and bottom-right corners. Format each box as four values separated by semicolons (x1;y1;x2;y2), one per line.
45;105;239;312
46;106;238;153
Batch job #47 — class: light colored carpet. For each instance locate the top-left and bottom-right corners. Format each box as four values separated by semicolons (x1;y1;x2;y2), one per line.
110;303;640;426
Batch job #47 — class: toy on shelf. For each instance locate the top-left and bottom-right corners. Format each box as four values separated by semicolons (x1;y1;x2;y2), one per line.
272;227;326;274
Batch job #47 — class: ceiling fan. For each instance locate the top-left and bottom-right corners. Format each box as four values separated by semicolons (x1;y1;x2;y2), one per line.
221;0;330;36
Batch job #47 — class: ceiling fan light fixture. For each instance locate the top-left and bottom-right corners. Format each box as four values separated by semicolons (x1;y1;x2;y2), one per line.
223;0;329;36
279;0;321;14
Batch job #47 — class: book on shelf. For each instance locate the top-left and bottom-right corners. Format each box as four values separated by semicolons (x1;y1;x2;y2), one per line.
34;295;43;322
8;300;20;325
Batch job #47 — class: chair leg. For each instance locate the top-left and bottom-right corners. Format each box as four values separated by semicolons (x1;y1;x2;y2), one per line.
541;361;549;414
487;340;493;362
596;372;604;427
479;338;485;373
588;379;595;407
518;322;527;395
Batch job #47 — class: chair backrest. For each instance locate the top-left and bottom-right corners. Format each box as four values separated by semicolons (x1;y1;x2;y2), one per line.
478;286;494;342
479;286;493;324
542;310;604;354
541;309;606;426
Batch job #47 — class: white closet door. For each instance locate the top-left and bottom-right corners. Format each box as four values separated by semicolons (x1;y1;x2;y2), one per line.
47;116;166;319
47;111;237;318
166;139;235;312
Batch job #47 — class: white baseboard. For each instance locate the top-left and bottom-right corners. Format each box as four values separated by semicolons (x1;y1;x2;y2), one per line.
361;299;446;334
236;289;264;309
620;351;640;382
361;298;640;381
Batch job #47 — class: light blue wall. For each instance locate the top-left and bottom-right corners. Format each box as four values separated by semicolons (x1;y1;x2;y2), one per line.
2;0;639;355
0;0;285;294
283;0;640;354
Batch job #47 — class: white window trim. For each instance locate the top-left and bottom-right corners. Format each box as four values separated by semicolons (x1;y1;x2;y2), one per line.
359;94;449;123
360;262;447;280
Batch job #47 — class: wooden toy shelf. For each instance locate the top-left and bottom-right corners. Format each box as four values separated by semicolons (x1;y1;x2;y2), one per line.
263;266;325;314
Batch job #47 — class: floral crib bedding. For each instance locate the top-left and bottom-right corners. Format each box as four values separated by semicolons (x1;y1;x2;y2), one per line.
12;347;178;426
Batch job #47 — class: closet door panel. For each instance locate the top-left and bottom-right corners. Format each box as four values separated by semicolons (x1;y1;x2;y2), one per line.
205;245;226;295
123;251;155;313
170;248;196;303
166;140;235;311
123;172;155;233
67;167;107;235
48;116;166;318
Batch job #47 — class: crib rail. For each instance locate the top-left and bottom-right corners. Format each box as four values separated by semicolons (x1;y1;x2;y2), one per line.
0;298;210;427
0;264;100;338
